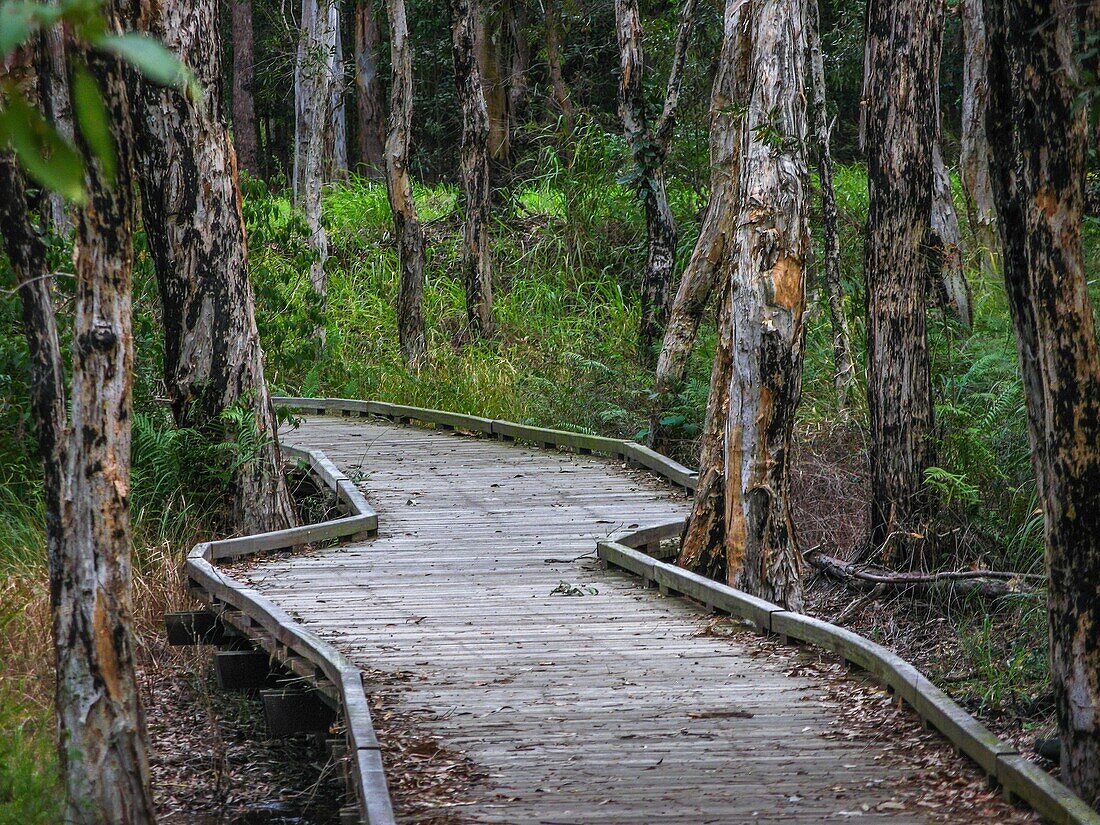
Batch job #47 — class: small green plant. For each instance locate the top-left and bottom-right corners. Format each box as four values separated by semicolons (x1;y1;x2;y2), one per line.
0;690;61;825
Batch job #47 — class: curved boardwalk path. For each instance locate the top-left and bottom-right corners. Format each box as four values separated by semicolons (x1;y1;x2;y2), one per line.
248;416;951;823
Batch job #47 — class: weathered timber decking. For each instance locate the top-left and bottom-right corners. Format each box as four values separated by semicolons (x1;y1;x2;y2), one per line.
243;416;954;823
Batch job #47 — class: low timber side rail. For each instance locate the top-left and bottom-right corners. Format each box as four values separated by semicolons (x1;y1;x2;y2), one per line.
185;444;394;825
273;395;1100;825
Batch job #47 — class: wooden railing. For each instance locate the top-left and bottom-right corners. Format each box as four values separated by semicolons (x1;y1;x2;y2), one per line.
208;395;1098;825
186;444;393;825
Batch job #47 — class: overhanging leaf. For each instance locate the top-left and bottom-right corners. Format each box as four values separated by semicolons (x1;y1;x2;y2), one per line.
71;62;116;181
95;33;200;98
0;2;63;57
0;89;85;202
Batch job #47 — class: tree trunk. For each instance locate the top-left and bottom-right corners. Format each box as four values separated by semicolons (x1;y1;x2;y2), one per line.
0;152;68;601
132;0;297;535
354;0;386;175
65;33;157;824
860;0;937;568
506;0;530;133
928;1;971;328
450;0;494;337
383;0;427;364
960;0;997;273
294;0;339;318
985;0;1100;804
650;0;747;446
930;140;971;327
614;0;696;361
544;0;573;131
329;16;349;180
476;10;510;174
679;284;734;582
808;0;855;413
684;0;809;610
231;0;259;176
36;26;74;234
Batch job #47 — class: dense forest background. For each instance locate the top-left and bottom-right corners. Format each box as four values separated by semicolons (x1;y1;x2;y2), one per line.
0;0;1098;820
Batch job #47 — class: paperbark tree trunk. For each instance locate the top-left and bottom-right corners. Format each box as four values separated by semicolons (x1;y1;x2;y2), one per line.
329;17;349;180
354;0;386;175
960;0;997;273
808;0;855;412
0;152;67;604
614;0;697;361
930;140;971;327
985;0;1100;804
506;0;530;132
0;42;153;820
294;0;339;315
66;30;156;823
650;0;747;446
928;1;971;328
132;0;296;535
860;0;937;568
679;0;809;611
476;10;510;173
383;0;427;364
36;26;74;234
231;0;259;176
450;0;494;337
544;0;573;131
679;284;734;582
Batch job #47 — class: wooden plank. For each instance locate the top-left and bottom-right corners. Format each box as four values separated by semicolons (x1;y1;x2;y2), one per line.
223;408;1083;824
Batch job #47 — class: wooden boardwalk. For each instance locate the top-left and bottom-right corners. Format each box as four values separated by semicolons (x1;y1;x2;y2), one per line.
247;416;941;823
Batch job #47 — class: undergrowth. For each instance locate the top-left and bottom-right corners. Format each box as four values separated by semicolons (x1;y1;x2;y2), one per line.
1;119;1097;803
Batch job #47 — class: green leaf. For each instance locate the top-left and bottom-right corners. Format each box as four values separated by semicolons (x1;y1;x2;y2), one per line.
71;62;116;181
95;33;199;97
0;89;85;202
0;2;63;57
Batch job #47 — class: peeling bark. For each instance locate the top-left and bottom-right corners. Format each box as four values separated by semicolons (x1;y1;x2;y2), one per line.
808;0;854;412
354;0;386;175
861;0;938;568
680;0;809;612
451;0;494;337
36;25;74;234
328;17;349;180
614;0;697;360
985;0;1100;804
231;0;259;176
929;2;971;328
651;0;747;445
679;284;734;582
383;0;427;365
131;0;296;535
930;140;971;327
960;0;997;273
294;0;340;316
68;25;156;822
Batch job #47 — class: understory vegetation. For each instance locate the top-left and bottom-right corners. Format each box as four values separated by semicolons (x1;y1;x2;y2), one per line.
1;118;1096;808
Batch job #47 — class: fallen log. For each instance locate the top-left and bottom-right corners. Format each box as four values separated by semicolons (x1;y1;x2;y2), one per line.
805;548;1042;599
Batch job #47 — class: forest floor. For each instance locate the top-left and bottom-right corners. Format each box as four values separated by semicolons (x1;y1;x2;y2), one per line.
788;422;1057;768
142;640;345;824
